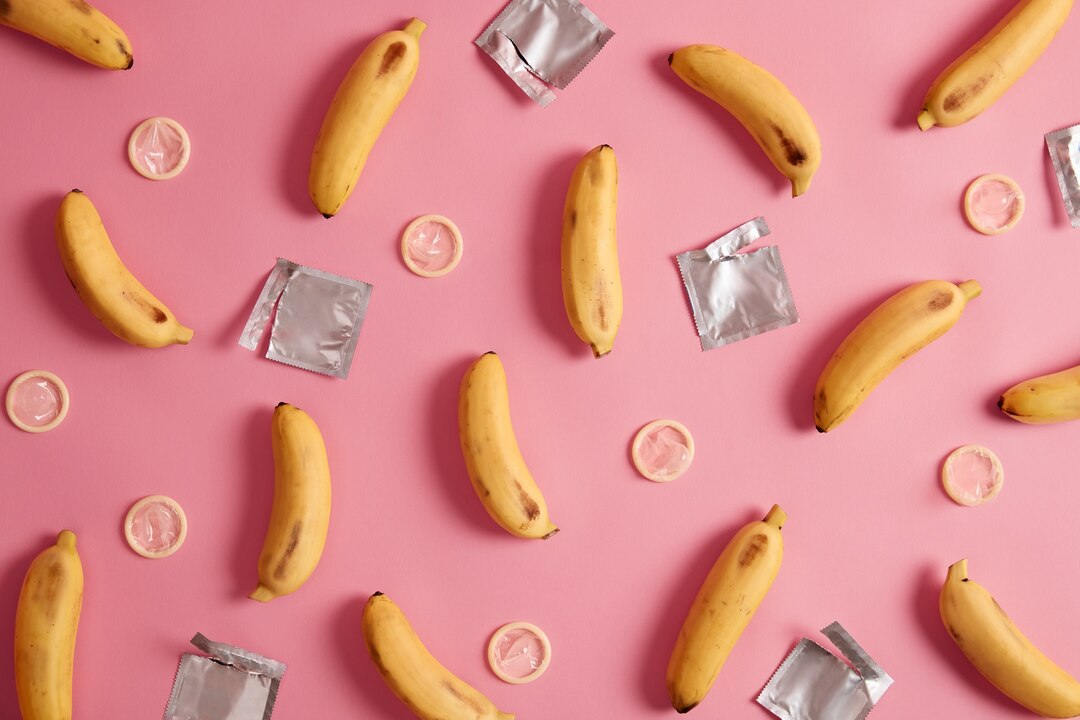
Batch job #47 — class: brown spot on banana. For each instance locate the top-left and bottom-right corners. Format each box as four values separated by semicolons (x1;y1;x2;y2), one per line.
927;291;953;311
738;534;768;566
70;0;92;13
0;0;10;16
378;42;406;77
128;293;168;323
273;521;303;580
943;75;991;112
769;123;807;166
120;40;133;68
444;681;485;714
513;479;541;521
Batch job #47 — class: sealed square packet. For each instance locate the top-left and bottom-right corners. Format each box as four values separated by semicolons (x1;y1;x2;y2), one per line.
1046;123;1080;227
164;633;286;720
475;0;614;107
239;258;372;379
758;622;893;720
676;217;799;350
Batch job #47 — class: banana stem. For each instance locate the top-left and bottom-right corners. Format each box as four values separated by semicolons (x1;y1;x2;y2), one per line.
57;530;77;548
175;326;195;344
250;584;277;603
917;110;935;131
403;18;427;38
946;559;969;583
958;280;982;301
763;504;787;529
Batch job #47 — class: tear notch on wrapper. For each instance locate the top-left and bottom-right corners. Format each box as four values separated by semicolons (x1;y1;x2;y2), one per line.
676;217;799;350
238;259;373;379
757;622;893;720
1046;123;1080;228
164;633;286;720
475;0;614;107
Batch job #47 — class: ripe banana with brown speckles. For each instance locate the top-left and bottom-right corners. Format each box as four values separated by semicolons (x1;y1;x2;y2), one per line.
309;18;426;218
562;144;622;358
15;531;83;720
668;45;821;197
250;403;331;602
667;506;786;713
459;352;558;539
0;0;133;69
56;190;193;348
999;363;1080;424
814;280;981;432
918;0;1072;130
940;559;1080;717
362;592;515;720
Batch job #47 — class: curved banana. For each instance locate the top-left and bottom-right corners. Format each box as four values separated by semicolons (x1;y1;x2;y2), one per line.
309;18;426;218
562;145;622;358
941;559;1080;717
15;530;84;720
668;45;821;197
918;0;1072;130
999;364;1080;424
362;592;515;720
56;190;193;348
667;505;786;713
0;0;132;69
250;403;331;602
458;353;557;539
814;279;981;433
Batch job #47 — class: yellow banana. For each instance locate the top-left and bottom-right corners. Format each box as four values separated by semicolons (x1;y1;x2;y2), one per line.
668;45;821;197
362;592;515;720
15;531;83;720
999;364;1080;424
55;190;193;348
940;559;1080;717
918;0;1072;130
667;505;786;713
250;403;331;602
562;145;622;358
458;353;557;539
309;18;426;218
0;0;132;69
814;280;981;433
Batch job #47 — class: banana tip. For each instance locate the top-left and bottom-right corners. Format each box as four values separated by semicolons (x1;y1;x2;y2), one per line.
57;530;77;548
541;527;560;540
372;591;384;597
667;53;674;65
175;326;194;345
124;55;134;70
276;402;289;408
917;109;935;131
321;213;334;220
249;585;277;603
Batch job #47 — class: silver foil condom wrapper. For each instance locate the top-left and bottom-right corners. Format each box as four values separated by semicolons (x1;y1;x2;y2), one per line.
164;633;287;720
676;217;799;350
475;0;613;106
1047;123;1080;228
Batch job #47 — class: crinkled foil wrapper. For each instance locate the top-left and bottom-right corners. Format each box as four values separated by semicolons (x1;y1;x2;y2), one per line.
475;0;613;106
757;622;893;720
239;258;372;379
1047;123;1080;228
164;633;286;720
676;217;799;350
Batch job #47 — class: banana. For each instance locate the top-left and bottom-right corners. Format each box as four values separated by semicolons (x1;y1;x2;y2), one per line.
0;0;132;69
15;531;84;720
458;353;557;539
918;0;1072;130
56;190;193;348
940;559;1080;717
668;45;821;197
814;279;981;433
667;505;786;713
309;18;426;218
250;403;332;602
362;592;515;720
999;363;1080;424
562;145;622;358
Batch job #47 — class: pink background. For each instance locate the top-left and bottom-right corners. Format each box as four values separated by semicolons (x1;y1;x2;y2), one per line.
2;0;1079;717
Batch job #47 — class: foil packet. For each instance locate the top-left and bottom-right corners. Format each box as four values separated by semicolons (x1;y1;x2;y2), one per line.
239;258;372;379
758;622;893;720
676;217;799;350
1046;123;1080;228
475;0;614;107
164;633;286;720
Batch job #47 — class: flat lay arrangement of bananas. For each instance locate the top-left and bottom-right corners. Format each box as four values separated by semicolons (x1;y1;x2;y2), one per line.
7;0;1080;716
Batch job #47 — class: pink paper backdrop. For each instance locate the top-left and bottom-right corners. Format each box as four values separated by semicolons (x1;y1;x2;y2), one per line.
2;0;1079;717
